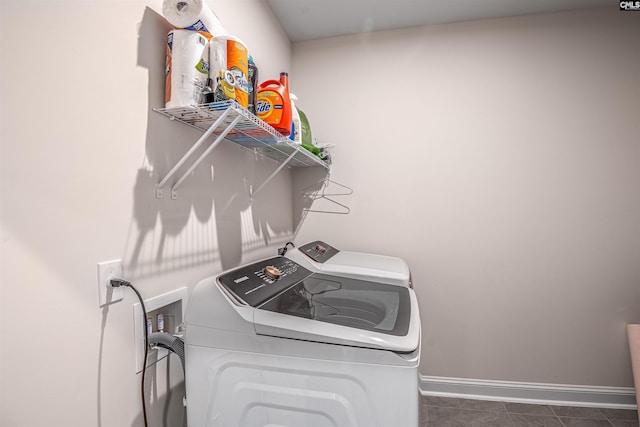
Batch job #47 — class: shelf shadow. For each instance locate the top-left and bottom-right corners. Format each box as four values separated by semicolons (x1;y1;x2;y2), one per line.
128;6;323;279
129;352;186;427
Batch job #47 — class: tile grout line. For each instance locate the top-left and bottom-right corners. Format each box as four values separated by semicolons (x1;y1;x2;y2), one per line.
504;411;513;426
551;405;568;427
598;408;610;423
598;407;631;426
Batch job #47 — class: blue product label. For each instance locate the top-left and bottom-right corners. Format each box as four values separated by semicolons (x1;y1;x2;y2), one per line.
185;20;209;33
256;100;272;114
234;74;249;94
167;32;173;51
195;59;210;74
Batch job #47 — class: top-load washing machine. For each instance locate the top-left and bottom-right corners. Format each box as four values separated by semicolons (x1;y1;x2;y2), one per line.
284;240;412;288
184;246;421;427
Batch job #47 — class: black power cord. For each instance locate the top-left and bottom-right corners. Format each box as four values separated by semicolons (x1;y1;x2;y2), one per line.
277;241;295;256
110;278;149;427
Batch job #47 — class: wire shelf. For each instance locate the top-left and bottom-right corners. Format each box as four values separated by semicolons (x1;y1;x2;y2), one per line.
153;101;328;169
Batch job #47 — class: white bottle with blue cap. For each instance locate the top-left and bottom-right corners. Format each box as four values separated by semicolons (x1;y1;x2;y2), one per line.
289;93;302;144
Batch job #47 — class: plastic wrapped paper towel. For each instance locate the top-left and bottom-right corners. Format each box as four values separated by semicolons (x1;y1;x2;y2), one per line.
162;0;226;36
165;30;210;108
209;35;249;108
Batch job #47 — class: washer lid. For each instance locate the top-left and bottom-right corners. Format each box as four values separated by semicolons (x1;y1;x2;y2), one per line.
322;251;411;286
254;273;421;352
286;245;412;287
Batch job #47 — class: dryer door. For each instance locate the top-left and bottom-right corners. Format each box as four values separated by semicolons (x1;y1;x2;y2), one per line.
254;273;420;352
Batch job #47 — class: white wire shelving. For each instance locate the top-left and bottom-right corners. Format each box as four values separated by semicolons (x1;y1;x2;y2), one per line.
153;101;328;199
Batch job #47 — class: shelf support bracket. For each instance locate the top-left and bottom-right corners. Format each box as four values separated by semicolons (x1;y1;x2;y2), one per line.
250;150;297;201
170;115;243;199
156;107;234;199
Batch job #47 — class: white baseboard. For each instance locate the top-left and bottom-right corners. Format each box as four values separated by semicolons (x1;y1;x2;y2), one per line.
420;375;637;410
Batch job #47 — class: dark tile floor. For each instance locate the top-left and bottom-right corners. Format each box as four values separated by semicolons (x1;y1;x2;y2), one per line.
420;395;639;427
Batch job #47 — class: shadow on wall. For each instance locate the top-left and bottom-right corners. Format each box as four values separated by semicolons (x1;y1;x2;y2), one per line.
129;355;186;427
97;306;187;427
128;7;325;278
98;8;329;427
292;166;333;231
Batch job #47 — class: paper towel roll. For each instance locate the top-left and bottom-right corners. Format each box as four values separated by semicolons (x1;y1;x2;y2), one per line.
208;39;235;103
163;0;226;37
165;30;210;108
209;35;249;108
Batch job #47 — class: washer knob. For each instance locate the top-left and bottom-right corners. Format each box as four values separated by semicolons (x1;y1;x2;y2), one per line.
315;244;327;254
264;265;282;280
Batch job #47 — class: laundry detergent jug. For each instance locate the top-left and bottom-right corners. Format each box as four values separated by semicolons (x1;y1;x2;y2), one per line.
256;72;292;136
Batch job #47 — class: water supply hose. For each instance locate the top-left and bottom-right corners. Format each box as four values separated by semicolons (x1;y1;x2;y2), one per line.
148;332;185;373
148;332;187;426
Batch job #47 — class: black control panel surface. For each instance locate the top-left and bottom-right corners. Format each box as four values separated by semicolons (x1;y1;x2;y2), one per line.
217;257;312;307
298;240;340;263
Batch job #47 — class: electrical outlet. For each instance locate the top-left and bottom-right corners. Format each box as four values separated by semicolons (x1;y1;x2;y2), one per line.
97;259;124;307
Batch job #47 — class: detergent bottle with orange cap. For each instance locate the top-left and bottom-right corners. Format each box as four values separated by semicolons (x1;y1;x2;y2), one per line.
256;72;292;137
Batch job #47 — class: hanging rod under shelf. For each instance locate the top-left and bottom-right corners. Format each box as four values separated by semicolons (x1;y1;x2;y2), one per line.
153;101;328;199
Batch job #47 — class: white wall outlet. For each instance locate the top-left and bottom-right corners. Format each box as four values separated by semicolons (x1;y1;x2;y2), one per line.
97;259;124;307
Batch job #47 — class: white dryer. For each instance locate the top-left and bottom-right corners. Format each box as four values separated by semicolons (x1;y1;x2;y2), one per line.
185;255;421;427
285;240;412;288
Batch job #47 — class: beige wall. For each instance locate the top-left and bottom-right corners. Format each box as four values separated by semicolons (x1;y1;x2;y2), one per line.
292;8;640;387
0;1;293;426
2;3;640;426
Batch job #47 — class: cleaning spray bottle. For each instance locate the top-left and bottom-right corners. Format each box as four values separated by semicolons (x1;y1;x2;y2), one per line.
256;72;292;136
289;93;302;144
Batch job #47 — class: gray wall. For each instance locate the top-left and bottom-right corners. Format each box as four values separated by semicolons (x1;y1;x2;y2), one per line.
0;0;294;426
292;7;640;387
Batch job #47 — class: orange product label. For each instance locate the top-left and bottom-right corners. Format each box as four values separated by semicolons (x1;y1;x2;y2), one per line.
197;31;213;41
164;44;172;105
226;40;248;108
256;90;284;125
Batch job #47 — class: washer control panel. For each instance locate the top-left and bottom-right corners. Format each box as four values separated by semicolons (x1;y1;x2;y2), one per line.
298;240;340;263
217;256;312;307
